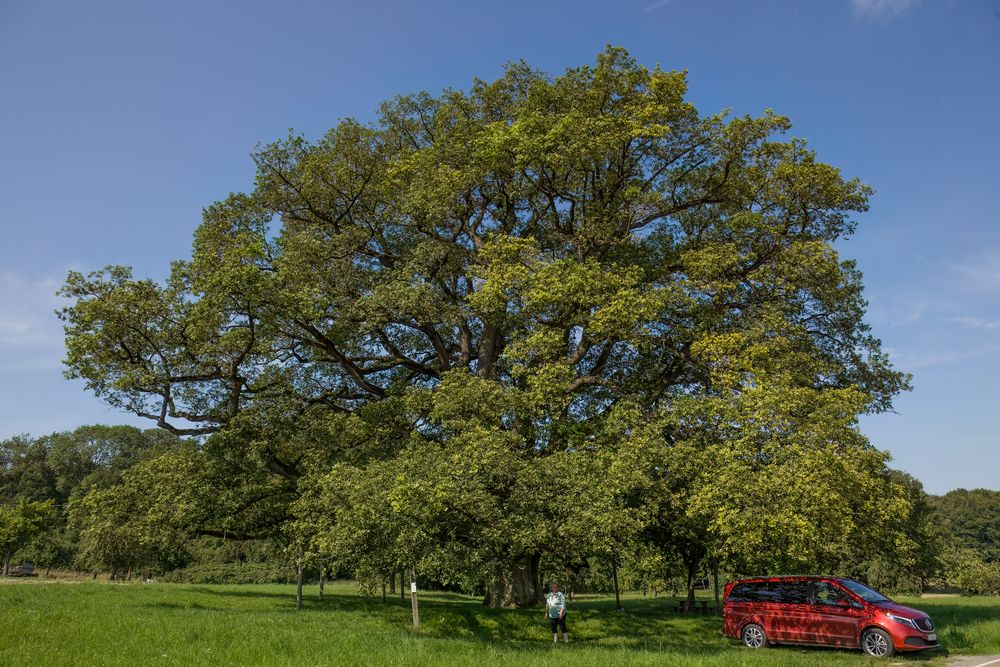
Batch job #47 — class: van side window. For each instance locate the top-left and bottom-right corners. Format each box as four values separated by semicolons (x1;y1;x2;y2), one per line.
729;582;775;602
756;583;783;603
771;581;809;604
730;581;810;603
812;581;851;605
728;583;758;602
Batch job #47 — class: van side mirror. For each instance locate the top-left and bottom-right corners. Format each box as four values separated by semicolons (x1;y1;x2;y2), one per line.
836;598;861;608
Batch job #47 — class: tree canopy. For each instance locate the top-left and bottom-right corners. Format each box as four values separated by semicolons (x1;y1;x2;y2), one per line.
57;47;913;605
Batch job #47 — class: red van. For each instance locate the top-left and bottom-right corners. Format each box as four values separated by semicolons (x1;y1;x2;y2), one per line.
722;576;939;657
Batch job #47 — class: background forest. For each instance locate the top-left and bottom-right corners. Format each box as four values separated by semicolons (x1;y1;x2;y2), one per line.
2;425;998;598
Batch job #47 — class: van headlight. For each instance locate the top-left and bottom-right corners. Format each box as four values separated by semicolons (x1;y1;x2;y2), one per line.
886;613;917;629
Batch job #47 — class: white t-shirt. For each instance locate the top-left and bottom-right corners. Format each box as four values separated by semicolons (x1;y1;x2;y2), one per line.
546;591;565;618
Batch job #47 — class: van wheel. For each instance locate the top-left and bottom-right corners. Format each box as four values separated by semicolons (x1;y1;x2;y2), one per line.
741;623;768;649
861;628;895;657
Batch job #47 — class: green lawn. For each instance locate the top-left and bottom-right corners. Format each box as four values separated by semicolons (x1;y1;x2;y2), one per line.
0;581;997;666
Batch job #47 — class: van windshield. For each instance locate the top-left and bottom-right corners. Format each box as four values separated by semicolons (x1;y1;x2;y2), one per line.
838;578;890;603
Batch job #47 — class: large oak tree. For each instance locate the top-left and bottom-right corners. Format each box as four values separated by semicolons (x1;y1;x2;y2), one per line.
60;48;909;606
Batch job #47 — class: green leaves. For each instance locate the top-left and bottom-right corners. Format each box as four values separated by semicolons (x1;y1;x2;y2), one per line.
0;498;56;566
69;445;209;571
56;47;914;597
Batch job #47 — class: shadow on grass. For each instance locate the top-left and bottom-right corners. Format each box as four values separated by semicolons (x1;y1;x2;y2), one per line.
143;600;226;612
329;594;746;657
188;586;296;600
167;586;972;660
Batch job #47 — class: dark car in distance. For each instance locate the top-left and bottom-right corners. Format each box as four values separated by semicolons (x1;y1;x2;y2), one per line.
6;563;37;577
723;575;939;657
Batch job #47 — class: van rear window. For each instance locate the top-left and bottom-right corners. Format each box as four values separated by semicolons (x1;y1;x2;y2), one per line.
728;583;759;602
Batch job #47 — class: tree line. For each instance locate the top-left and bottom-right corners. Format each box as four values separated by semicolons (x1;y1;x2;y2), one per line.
2;425;997;596
7;47;994;603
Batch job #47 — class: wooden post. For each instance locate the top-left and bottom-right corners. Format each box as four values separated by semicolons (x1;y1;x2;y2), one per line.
409;568;420;628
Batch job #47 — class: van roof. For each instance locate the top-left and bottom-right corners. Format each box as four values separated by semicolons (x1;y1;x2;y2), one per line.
729;575;846;582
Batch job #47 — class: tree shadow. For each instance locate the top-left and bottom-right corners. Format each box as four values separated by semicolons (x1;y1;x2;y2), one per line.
142;600;226;611
386;595;737;655
162;586;985;660
188;586;293;600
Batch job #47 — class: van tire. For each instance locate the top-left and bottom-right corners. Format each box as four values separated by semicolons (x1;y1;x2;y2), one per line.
861;628;894;657
741;623;768;649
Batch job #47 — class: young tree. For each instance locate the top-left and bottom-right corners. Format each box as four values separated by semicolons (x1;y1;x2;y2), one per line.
0;498;56;575
69;447;208;577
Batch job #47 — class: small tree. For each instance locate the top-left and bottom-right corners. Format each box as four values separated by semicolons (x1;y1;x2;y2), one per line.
69;447;207;577
942;547;1000;596
0;498;56;574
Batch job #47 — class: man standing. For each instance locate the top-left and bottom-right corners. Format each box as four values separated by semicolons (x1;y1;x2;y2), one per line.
545;582;569;643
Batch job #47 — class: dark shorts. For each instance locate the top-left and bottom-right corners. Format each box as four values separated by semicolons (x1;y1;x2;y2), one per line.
549;614;567;633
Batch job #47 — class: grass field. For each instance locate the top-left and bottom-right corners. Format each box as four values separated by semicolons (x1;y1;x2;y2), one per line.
1;580;998;666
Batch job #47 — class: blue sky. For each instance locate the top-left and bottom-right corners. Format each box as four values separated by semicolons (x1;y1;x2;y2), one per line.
0;0;997;493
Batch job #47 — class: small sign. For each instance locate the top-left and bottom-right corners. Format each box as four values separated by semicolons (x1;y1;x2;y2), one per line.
410;582;417;593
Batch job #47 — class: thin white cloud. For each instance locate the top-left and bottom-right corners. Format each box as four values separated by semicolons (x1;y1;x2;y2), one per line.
947;250;1000;294
889;344;1000;370
0;271;67;370
948;315;1000;329
889;304;925;328
645;0;672;12
850;0;920;19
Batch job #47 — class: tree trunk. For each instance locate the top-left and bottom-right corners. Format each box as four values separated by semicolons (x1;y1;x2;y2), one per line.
611;556;623;611
389;571;396;595
476;324;503;379
2;554;9;576
400;571;405;601
110;566;118;581
512;552;543;607
685;558;697;609
382;579;387;603
483;553;543;608
712;557;721;616
409;568;420;628
319;566;325;601
296;559;304;611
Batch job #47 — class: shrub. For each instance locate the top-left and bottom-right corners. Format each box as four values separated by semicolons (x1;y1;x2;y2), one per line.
943;548;1000;596
158;563;295;585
